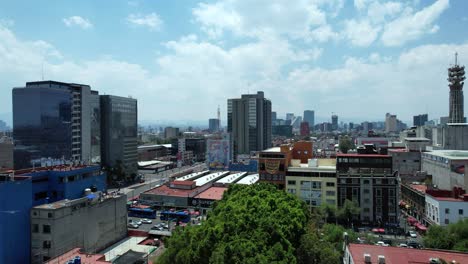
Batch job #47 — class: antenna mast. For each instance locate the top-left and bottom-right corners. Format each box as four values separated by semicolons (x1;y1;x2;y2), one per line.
455;52;458;66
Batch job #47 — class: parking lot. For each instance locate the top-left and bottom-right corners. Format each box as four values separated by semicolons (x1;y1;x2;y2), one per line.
127;211;203;232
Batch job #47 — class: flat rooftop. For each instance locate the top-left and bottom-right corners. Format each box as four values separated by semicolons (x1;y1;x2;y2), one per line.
409;184;427;194
262;147;281;152
423;150;468;160
16;164;100;175
237;174;259;185
144;184;198;197
34;192;122;210
348;243;468;264
216;172;248;184
46;248;109;264
137;144;172;149
337;153;391;158
404;137;430;142
194;187;227;201
194;171;230;186
99;236;155;262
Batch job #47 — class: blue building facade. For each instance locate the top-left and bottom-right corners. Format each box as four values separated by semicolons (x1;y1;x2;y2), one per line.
0;165;106;263
0;175;33;264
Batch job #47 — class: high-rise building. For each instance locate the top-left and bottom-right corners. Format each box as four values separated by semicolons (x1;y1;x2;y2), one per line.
385;113;398;133
331;114;338;130
100;95;138;178
227;91;272;155
303;110;315;128
413;114;428;126
291;116;302;129
164;127;179;139
286;113;294;121
448;53;465;123
13;81;100;169
208;118;220;132
272;111;277;123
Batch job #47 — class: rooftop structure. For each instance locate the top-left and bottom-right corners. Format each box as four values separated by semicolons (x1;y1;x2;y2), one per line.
215;172;248;184
193;186;227;201
448;53;465;123
99;236;156;263
45;248;109;264
236;173;259;185
193;171;230;186
423;149;468;160
175;170;209;181
344;243;468;264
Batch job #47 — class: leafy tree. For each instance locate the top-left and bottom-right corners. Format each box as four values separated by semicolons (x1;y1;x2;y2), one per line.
159;184;309;264
319;203;337;224
424;219;468;252
337;199;360;227
339;136;354;153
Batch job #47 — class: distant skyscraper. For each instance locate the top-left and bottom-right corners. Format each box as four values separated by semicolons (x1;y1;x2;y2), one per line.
448;53;465;123
208;118;220;132
100;95;138;177
228;91;272;155
291;116;302;129
272;111;277;122
286;113;294;121
13;81;100;169
385;113;398;133
413;114;428;126
331;114;338;130
164;127;179;139
303;110;315;127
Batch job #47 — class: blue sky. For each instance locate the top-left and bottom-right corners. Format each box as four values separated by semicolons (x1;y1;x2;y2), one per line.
0;0;467;126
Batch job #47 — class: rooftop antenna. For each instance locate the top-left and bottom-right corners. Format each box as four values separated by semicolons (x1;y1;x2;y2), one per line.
455;52;458;66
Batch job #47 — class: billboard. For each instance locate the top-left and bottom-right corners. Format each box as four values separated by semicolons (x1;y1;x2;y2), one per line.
207;139;231;170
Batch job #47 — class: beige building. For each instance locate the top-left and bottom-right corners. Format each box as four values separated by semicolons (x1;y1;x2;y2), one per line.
285;158;337;208
30;192;127;263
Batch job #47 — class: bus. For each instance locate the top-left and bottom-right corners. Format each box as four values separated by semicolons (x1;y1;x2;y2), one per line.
160;211;191;223
128;207;157;219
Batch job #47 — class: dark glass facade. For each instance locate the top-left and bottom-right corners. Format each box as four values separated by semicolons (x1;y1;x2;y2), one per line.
90;91;101;163
13;87;72;169
100;95;138;177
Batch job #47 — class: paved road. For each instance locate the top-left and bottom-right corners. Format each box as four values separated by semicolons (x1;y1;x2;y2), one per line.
109;163;207;200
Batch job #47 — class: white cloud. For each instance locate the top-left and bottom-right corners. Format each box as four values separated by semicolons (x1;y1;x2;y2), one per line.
367;1;403;24
63;16;93;29
381;0;449;46
192;0;330;40
307;25;340;43
126;13;163;31
343;19;381;47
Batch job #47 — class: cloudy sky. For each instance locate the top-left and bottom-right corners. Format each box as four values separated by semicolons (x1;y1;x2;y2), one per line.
0;0;467;126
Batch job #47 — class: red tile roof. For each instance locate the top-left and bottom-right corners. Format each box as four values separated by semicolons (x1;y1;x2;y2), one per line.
172;180;195;186
409;184;428;194
144;184;197;197
46;248;109;264
194;187;227;201
348;243;468;264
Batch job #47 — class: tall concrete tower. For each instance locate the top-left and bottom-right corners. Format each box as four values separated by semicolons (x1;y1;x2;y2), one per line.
448;53;465;123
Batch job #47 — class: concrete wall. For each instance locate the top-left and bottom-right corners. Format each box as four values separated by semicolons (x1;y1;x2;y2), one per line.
425;195;468;226
389;151;421;182
285;175;337;207
0;142;13;169
443;125;468;150
422;158;465;190
30;195;127;263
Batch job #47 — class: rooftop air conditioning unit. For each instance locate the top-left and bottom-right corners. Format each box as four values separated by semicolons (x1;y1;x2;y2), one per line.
378;255;386;264
364;253;371;263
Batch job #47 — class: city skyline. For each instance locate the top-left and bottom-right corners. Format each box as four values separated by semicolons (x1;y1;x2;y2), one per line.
1;0;468;125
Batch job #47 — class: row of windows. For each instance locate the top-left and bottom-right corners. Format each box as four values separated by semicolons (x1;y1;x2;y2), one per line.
32;224;51;234
288;180;335;187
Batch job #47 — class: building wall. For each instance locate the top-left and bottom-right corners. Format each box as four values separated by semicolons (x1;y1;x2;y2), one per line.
400;184;426;222
442;124;468;150
0;141;13;169
101;95;138;177
0;177;33;264
421;153;467;190
425;195;468;226
30;195;127;263
285;174;337;207
389;151;421;183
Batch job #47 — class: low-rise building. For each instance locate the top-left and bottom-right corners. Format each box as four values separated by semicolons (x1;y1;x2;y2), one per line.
425;188;468;226
400;184;427;223
30;192;127;263
344;243;468;264
285;158;337;208
421;150;468;190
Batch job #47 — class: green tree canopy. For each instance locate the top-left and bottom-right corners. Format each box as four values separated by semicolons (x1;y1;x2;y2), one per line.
337;199;360;227
159;184;310;264
338;136;354;153
424;218;468;252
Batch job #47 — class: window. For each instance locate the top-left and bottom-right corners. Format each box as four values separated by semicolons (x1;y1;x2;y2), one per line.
363;189;370;194
287;180;296;185
48;212;53;218
32;224;39;233
287;189;296;194
363;179;370;184
445;208;450;214
326;182;335;187
68;175;75;182
364;198;370;203
312;181;321;189
445;219;450;225
43;241;51;249
363;208;370;213
326;199;335;205
389;189;395;197
376;189;382;197
460;209;464;215
326;191;335;196
43;225;51;234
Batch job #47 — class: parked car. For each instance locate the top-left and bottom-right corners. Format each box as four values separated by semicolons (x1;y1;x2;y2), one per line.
135;220;142;226
375;241;389;247
128;223;139;229
409;231;418;238
407;241;421;249
142;219;152;224
398;243;408;248
382;239;393;246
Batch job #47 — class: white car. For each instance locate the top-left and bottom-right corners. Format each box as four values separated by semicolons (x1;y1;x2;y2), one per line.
409;231;418;238
375;241;389;247
135;220;142;226
142;219;152;224
398;243;408;248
